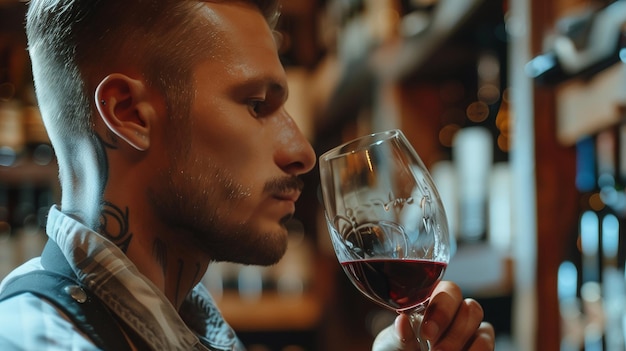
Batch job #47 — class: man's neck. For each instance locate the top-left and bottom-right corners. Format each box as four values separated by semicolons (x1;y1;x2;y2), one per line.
110;215;210;309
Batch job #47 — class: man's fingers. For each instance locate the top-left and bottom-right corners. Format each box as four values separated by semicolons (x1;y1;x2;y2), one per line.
372;280;496;351
467;322;496;351
372;314;419;351
421;281;464;341
430;298;485;349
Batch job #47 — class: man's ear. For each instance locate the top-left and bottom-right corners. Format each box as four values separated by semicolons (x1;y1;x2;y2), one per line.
94;73;155;151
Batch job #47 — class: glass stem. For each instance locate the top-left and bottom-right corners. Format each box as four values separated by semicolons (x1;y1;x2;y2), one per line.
407;303;430;351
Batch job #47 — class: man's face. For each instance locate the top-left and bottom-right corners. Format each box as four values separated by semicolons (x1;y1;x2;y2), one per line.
149;2;316;265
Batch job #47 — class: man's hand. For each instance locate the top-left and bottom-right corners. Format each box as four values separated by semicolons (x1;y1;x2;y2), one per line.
372;281;495;351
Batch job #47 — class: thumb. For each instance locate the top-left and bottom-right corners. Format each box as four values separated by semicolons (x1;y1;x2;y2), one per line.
372;314;419;351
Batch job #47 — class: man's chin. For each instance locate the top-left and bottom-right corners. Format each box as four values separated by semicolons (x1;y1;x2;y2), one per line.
224;247;286;266
209;228;289;266
247;232;289;266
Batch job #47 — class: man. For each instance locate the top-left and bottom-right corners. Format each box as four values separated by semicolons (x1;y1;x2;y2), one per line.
0;0;495;350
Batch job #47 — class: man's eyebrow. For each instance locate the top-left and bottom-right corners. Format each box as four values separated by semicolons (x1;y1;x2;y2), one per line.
235;76;288;98
264;78;288;101
268;78;287;95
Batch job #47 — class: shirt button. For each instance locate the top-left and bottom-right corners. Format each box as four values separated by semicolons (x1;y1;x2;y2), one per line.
64;285;88;303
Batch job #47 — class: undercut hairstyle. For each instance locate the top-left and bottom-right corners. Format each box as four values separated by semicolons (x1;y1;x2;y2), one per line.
25;0;280;150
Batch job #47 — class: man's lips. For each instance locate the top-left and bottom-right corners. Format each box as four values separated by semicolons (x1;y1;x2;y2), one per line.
265;176;304;204
274;189;302;203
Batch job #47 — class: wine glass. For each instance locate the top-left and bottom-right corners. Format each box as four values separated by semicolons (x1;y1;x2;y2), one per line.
319;129;451;350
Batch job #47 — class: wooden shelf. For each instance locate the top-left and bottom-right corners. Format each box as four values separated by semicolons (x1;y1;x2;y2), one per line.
215;291;324;332
556;63;626;145
0;159;58;186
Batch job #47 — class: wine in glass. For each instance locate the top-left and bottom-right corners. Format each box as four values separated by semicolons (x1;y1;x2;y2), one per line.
319;129;451;350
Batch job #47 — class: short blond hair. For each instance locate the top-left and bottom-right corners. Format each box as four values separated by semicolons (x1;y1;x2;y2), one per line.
26;0;280;150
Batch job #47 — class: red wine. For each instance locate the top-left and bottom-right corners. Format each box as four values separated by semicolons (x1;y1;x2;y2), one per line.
341;259;446;311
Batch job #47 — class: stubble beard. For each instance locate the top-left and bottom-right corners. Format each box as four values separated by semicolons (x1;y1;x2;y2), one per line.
148;158;289;266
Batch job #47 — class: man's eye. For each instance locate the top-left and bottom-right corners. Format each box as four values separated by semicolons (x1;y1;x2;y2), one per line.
248;99;264;117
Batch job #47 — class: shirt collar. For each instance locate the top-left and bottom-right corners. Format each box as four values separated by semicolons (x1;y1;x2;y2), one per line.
46;206;241;351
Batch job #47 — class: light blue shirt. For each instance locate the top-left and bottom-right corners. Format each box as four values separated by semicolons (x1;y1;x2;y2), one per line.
0;206;244;351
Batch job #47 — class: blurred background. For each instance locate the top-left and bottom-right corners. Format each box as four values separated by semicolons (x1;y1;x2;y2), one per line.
1;0;626;350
